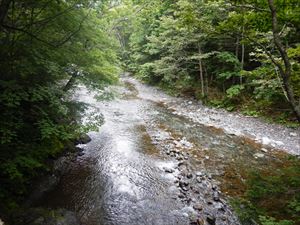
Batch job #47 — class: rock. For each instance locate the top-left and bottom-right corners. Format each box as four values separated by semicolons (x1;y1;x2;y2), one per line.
164;167;175;173
193;204;203;211
187;173;193;179
215;202;224;211
213;192;220;201
0;219;4;225
196;171;203;177
76;133;91;144
206;215;216;225
196;177;202;183
178;194;185;199
290;132;297;137
261;148;268;153
77;152;85;156
181;186;189;192
188;101;193;105
254;153;264;158
178;161;186;167
179;180;189;188
212;185;217;191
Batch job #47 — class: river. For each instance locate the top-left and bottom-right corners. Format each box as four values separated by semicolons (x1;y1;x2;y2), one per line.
36;75;299;225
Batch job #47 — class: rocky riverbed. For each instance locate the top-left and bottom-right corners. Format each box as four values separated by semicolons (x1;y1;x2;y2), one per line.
128;77;300;155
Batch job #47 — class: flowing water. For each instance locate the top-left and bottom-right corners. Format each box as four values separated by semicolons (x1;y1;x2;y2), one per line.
37;76;296;225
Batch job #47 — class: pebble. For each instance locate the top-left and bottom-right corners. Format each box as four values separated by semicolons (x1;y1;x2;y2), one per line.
187;173;193;179
206;215;216;225
193;204;203;211
261;148;268;153
290;132;297;137
213;192;220;201
196;172;203;177
164;167;175;173
178;194;185;199
77;152;85;156
254;153;264;158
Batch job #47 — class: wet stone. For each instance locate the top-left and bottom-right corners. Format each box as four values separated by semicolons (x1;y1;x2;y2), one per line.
187;173;193;179
77;152;84;156
164;167;175;173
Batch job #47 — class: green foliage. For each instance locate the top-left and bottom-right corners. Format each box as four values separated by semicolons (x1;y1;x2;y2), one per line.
0;0;120;214
226;85;245;99
232;157;300;225
259;216;294;225
230;198;258;225
113;0;300;123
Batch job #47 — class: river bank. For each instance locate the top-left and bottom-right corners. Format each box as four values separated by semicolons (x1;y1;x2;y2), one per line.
127;76;300;155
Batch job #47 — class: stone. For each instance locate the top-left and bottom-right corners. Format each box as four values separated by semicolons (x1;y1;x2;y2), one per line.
215;202;225;211
196;177;202;183
254;153;264;158
164;167;175;173
213;192;220;201
178;161;186;167
77;152;85;156
179;180;189;187
187;173;193;179
196;171;203;177
178;194;185;199
181;186;189;192
206;215;216;225
290;132;297;137
193;204;203;211
261;148;268;153
77;133;91;144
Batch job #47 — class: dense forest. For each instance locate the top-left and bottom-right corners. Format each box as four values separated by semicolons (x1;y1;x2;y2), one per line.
0;0;299;225
115;0;300;124
0;0;119;216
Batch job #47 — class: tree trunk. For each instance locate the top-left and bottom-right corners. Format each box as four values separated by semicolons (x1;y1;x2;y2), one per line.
235;36;239;58
63;75;77;92
267;0;300;122
0;0;11;26
198;45;204;97
240;26;245;85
